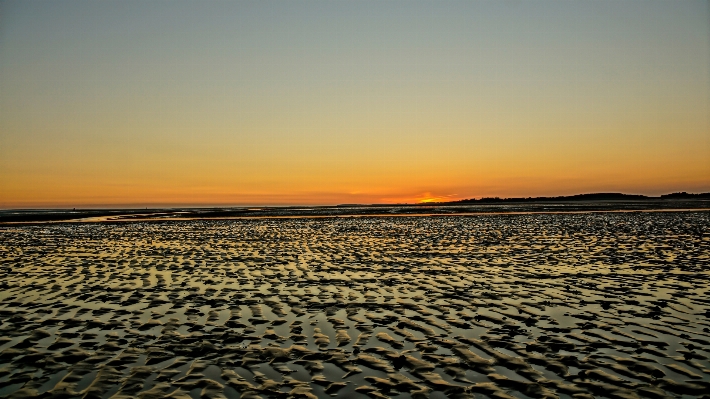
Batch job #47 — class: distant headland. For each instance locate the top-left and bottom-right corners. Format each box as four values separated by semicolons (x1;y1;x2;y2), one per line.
418;191;710;205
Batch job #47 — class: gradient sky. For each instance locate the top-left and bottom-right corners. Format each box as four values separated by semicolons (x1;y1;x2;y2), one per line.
1;0;709;207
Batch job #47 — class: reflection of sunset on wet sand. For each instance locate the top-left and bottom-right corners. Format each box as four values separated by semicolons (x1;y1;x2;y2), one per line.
1;213;709;397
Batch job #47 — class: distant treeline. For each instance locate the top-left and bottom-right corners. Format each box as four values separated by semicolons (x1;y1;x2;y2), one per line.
659;192;710;199
427;192;710;205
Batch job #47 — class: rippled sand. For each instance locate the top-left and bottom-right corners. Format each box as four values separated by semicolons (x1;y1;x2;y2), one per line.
1;212;709;398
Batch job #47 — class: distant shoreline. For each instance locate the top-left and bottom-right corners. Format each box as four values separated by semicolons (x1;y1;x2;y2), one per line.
425;191;710;205
3;207;709;225
2;193;710;224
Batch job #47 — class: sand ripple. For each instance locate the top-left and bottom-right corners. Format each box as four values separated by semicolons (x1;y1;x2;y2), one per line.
1;212;709;398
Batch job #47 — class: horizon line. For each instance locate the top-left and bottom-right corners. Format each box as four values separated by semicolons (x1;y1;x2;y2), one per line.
2;191;709;211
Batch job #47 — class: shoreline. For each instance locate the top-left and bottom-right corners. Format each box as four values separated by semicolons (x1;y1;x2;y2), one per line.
2;206;709;225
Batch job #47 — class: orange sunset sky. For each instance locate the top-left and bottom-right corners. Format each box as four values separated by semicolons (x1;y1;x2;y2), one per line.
1;1;709;208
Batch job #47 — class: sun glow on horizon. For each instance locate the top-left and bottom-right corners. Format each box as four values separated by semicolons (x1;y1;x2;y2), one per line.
415;193;462;204
1;1;708;208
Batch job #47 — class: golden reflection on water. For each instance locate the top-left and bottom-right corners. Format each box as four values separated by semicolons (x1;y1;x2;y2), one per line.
0;213;709;398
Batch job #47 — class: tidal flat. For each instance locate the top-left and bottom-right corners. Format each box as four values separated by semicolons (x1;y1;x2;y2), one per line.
1;212;709;399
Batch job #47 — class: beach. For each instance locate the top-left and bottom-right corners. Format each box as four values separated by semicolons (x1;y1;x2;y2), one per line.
1;211;709;398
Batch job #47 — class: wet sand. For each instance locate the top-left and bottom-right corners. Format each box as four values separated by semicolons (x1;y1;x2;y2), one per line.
1;212;709;398
2;199;710;224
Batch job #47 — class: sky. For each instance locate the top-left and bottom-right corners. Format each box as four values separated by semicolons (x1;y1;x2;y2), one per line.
1;0;709;208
